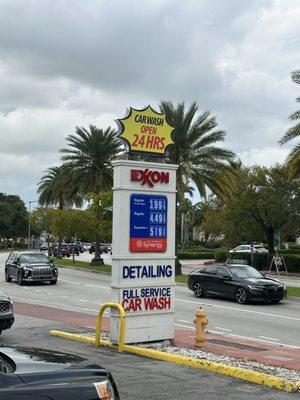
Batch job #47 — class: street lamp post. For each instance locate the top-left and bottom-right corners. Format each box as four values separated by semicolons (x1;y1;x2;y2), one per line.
27;200;38;250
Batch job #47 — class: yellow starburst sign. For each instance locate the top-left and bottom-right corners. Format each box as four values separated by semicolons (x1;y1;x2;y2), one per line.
116;105;174;155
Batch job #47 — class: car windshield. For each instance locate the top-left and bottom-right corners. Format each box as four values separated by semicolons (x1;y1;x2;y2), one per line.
20;254;50;264
228;266;263;279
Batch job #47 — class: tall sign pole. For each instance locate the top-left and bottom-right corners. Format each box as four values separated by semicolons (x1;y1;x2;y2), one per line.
110;106;177;343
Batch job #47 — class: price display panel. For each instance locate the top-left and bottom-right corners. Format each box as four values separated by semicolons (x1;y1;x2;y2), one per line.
130;194;168;252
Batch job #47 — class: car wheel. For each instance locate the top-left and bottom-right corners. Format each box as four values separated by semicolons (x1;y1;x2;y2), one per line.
50;279;57;285
17;271;23;286
5;269;12;283
235;287;248;304
0;330;2;335
193;282;205;298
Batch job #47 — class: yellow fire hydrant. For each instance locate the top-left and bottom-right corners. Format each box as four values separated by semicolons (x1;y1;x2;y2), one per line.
194;307;208;348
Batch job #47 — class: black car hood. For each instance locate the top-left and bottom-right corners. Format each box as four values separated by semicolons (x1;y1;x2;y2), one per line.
241;277;283;287
0;346;86;373
21;263;51;268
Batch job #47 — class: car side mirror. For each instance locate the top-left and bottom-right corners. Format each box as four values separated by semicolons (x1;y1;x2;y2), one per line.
223;275;232;280
49;258;54;263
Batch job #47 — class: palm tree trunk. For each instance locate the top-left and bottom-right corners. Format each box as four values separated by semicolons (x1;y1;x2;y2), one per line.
90;198;104;266
71;239;75;264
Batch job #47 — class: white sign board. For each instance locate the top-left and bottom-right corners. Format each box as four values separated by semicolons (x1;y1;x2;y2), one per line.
110;160;177;343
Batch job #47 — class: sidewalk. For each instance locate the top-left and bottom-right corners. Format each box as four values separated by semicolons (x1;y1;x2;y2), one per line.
14;301;300;371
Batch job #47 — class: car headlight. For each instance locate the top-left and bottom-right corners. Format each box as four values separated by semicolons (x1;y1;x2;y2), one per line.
283;283;287;290
93;380;116;400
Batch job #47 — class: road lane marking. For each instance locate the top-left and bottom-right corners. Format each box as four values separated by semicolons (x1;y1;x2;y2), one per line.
62;295;70;299
214;327;232;332
259;336;279;341
175;298;300;321
177;319;193;324
12;296;100;313
47;292;54;296
79;299;88;302
34;290;41;292
227;333;300;349
175;323;195;330
59;279;110;290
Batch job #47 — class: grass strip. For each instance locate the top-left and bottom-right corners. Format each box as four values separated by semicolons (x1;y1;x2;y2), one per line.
287;286;300;297
54;258;111;273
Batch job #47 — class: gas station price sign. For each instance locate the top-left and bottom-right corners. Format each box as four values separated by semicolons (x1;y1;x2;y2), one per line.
130;194;168;252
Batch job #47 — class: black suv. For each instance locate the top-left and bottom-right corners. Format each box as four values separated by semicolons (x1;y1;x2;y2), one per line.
5;252;58;285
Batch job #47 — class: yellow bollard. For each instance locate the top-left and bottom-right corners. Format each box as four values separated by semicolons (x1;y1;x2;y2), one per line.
194;307;208;348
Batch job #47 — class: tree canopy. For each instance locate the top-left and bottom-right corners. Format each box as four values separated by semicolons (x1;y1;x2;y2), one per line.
201;165;300;252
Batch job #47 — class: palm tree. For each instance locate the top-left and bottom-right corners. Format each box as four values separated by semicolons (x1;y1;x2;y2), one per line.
160;101;236;274
60;125;122;263
37;164;83;257
38;165;82;210
160;101;236;202
279;70;300;179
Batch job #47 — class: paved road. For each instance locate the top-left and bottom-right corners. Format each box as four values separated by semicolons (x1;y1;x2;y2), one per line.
0;252;299;348
0;313;298;400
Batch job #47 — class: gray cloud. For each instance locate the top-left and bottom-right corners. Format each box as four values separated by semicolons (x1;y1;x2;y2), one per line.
0;0;298;202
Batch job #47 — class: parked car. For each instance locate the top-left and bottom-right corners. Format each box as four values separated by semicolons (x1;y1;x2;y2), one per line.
188;263;286;304
69;243;82;256
229;244;268;254
39;242;49;251
83;242;91;252
0;243;8;250
5;252;58;285
0;345;120;399
224;258;249;266
89;243;111;254
0;291;14;335
49;243;71;258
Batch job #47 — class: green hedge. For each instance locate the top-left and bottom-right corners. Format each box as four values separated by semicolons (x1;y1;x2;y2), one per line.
178;251;215;260
280;249;300;255
228;252;300;272
215;251;227;262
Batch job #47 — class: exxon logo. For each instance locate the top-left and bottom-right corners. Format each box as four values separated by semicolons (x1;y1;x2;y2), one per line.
130;169;169;188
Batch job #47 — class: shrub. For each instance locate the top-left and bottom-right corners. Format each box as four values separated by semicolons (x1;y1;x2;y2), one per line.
215;251;227;262
229;252;300;272
178;251;215;260
286;243;300;250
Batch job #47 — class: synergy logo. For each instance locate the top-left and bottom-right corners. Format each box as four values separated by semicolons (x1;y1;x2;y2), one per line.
130;169;169;188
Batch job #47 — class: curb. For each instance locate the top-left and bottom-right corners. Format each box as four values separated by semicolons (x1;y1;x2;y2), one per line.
50;330;299;393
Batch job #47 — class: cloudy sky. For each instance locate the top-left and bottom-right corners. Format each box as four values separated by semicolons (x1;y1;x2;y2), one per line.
0;0;299;205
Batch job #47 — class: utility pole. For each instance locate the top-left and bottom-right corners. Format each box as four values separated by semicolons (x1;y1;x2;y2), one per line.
27;200;38;250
